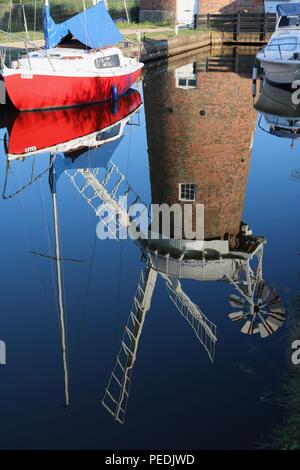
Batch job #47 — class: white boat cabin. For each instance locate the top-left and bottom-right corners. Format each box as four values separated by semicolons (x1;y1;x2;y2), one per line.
262;3;300;59
10;46;138;77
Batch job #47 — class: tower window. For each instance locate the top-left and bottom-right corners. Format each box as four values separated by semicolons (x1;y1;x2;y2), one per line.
179;183;196;201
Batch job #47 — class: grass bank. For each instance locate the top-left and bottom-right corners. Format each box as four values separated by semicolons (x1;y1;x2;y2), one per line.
266;294;300;449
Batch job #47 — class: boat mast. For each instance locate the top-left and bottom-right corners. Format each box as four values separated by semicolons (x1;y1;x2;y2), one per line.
49;155;70;408
123;1;130;23
43;0;51;50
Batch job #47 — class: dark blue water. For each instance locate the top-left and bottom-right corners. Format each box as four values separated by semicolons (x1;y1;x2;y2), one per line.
0;48;299;450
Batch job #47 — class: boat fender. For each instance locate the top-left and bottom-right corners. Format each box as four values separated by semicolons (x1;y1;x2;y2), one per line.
252;66;257;98
111;100;118;116
111;85;118;102
259;76;263;93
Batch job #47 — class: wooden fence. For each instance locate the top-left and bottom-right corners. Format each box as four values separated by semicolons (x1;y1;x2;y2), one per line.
194;13;277;40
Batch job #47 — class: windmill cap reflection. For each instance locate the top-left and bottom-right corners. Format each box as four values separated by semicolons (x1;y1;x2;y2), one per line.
4;89;142;160
138;225;285;340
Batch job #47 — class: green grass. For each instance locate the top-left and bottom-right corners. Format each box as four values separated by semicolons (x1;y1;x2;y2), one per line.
116;20;171;29
179;27;208;34
264;294;300;450
0;30;44;43
124;28;207;42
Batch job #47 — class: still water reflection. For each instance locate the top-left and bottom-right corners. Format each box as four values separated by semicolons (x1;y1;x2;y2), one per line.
0;47;299;450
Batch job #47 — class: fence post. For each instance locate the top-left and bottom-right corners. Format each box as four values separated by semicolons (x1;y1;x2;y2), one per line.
194;13;197;30
207;13;210;30
264;13;268;40
136;31;141;60
236;12;240;41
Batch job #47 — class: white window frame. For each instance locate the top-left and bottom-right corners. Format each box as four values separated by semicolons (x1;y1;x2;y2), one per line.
178;183;196;202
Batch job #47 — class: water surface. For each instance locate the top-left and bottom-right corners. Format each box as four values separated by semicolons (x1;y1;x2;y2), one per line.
0;46;299;450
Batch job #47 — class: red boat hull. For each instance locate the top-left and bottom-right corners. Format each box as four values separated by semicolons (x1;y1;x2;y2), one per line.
4;68;142;111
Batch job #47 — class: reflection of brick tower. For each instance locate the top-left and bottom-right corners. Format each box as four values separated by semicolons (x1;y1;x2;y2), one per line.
143;54;256;248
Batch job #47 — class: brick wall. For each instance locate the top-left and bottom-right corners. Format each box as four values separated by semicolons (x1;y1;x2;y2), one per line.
139;1;265;22
143;56;256;245
199;1;264;14
139;0;176;23
140;0;176;10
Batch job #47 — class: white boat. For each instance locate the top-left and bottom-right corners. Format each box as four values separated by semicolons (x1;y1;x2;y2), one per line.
256;2;300;85
254;78;300;141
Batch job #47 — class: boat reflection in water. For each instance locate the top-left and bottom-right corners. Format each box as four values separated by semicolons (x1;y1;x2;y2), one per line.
254;79;300;146
1;89;143;408
4;89;143;161
3;88;142;199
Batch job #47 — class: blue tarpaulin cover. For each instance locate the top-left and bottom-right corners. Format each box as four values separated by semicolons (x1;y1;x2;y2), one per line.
276;3;300;17
43;1;123;49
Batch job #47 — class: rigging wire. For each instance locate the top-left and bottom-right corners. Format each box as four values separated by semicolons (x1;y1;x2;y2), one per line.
13;159;59;337
30;250;87;262
8;1;12;65
2;156;56;200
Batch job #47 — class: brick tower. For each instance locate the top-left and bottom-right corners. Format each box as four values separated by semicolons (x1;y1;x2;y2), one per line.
139;1;264;23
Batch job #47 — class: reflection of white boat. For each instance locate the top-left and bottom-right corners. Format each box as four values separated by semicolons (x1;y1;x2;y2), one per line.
258;113;300;139
254;79;300;140
256;3;300;85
